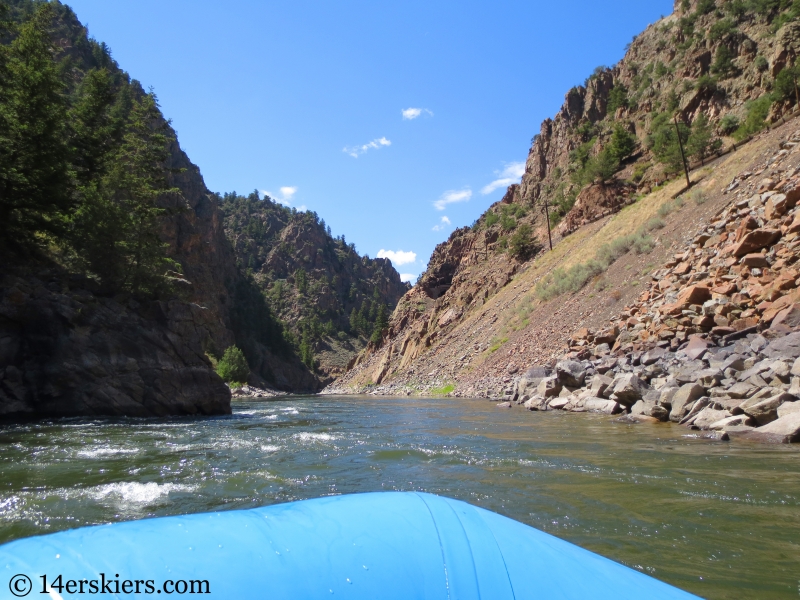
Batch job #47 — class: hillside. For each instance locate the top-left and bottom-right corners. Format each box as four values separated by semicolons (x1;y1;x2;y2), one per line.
0;0;406;417
219;191;409;382
328;0;800;443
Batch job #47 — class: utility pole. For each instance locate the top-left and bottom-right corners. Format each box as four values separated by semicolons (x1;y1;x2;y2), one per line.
542;195;553;251
674;115;691;189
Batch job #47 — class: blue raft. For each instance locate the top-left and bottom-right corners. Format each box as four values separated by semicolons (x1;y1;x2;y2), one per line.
2;492;699;599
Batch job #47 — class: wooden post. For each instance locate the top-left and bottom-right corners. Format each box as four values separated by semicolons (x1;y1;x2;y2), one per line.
542;195;553;251
674;115;691;189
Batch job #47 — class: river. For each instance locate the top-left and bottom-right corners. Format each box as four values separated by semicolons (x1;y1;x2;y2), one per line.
1;395;798;599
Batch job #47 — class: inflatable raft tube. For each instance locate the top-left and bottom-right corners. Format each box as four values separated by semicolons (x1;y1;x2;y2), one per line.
1;492;699;599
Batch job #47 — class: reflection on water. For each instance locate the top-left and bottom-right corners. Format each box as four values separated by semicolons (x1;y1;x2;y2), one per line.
1;395;799;599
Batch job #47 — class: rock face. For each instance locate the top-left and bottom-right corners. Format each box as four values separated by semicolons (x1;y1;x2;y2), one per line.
219;193;409;382
329;1;800;406
0;274;231;418
0;3;378;418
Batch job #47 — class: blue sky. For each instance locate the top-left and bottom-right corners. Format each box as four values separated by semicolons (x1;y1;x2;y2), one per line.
64;0;673;282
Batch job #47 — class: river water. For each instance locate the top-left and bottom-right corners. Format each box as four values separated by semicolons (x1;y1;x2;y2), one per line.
1;395;798;599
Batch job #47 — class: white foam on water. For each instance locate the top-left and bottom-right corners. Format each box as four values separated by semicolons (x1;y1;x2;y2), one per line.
88;482;195;507
293;432;336;443
77;447;139;459
260;445;282;453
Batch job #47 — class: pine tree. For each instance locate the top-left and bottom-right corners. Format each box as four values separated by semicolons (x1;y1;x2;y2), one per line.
370;303;388;344
686;113;722;165
0;4;72;249
102;92;182;295
608;123;636;163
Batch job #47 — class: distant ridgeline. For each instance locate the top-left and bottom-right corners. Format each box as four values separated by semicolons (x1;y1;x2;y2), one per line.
0;0;407;416
219;191;410;380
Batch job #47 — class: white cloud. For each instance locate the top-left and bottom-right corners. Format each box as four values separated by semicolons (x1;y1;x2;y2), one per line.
400;273;416;283
279;186;297;201
377;249;417;266
263;186;298;206
343;137;391;158
402;107;433;120
480;161;526;195
432;215;451;231
434;189;471;211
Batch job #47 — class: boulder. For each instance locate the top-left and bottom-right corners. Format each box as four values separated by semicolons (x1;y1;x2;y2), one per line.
741;392;794;425
537;377;562;398
658;386;680;409
609;373;647;406
685;337;708;360
641;347;666;365
584;398;622;414
696;368;722;388
708;414;755;430
764;193;789;220
740;253;769;268
763;332;800;359
730;228;781;257
555;360;587;387
771;304;800;329
743;411;800;443
726;381;756;399
548;397;570;410
590;374;614;398
693;407;732;430
650;405;670;421
669;383;706;422
778;400;800;418
677;285;712;306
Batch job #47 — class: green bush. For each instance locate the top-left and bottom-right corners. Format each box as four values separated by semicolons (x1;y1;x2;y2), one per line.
500;214;516;231
607;85;629;114
509;223;539;261
485;212;500;227
719;114;740;135
695;0;715;14
216;346;250;383
773;60;799;103
755;55;769;72
733;95;772;140
711;46;736;78
709;18;737;41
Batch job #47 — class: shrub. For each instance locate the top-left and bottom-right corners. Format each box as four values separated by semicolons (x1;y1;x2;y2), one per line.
733;95;772;140
755;55;769;72
695;0;715;15
607;85;629;114
719;114;740;135
696;74;719;93
509;223;539;261
630;162;651;184
645;217;666;230
485;212;500;227
500;213;516;231
688;188;708;204
216;346;250;383
773;60;799;103
709;18;737;41
711;46;736;78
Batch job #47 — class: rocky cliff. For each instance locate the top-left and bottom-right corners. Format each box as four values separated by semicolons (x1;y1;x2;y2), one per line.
328;0;800;427
0;0;396;417
220;192;409;383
